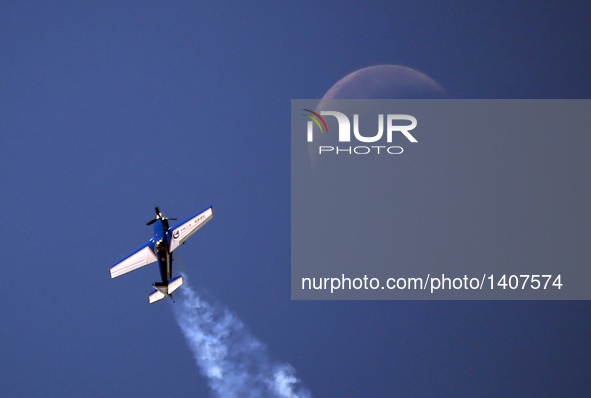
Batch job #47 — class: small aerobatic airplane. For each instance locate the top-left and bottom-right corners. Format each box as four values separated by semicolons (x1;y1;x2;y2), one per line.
110;206;213;303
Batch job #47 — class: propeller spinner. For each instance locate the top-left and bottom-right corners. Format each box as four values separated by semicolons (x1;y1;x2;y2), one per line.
146;207;177;225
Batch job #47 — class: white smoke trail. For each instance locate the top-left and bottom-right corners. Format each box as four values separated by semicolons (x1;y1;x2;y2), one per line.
173;279;311;398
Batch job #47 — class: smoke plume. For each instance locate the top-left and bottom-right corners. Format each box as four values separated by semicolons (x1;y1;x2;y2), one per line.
173;279;311;398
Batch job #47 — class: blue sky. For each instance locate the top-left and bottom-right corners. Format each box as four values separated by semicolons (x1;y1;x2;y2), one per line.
1;1;590;397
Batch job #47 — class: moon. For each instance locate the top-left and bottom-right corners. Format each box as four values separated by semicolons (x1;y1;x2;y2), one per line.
318;64;447;105
309;65;447;166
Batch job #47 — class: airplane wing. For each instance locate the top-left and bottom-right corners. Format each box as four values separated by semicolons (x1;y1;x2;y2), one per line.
110;240;157;278
169;206;213;252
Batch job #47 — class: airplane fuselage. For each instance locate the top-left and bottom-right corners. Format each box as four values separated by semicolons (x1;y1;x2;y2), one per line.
153;218;173;286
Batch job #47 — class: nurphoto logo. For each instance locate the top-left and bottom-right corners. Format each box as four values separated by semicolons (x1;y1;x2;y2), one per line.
303;109;418;155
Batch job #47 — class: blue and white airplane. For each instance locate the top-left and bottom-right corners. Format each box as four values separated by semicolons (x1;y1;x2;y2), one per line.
110;206;213;303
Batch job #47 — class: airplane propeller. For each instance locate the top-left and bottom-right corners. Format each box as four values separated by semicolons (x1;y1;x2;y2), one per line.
146;207;177;225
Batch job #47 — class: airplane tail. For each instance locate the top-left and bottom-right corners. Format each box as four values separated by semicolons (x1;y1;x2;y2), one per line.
149;276;184;303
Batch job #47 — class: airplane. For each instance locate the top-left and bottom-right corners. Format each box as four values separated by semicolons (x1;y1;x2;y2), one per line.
110;206;213;303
